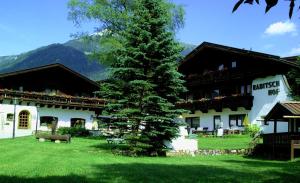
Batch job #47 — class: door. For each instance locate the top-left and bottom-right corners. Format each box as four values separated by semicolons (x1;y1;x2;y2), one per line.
214;115;221;130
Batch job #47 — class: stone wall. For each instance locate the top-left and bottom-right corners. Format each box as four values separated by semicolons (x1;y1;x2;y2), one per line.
167;148;251;156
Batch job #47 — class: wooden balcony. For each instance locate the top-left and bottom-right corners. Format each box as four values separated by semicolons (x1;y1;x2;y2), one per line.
176;95;254;113
0;89;105;109
185;69;266;86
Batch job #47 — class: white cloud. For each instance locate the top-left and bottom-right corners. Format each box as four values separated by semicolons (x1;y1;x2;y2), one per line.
264;21;297;36
289;46;300;56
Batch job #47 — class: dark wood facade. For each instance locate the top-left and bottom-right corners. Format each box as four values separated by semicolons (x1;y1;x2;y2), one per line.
178;42;299;113
0;64;99;97
0;64;105;111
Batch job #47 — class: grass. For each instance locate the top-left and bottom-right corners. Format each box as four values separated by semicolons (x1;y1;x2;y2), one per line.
0;136;299;183
197;134;253;150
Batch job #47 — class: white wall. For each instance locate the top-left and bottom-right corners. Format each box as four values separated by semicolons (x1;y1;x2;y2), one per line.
249;75;290;133
0;102;96;139
182;75;291;134
38;107;95;130
183;107;249;131
0;103;37;138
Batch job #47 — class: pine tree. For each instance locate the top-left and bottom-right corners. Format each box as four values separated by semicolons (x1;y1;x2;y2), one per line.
104;0;186;156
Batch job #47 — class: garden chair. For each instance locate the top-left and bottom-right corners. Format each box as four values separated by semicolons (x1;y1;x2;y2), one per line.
217;129;224;137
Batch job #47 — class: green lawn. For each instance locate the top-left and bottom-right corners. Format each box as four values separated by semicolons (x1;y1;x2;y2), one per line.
0;136;299;183
198;134;253;150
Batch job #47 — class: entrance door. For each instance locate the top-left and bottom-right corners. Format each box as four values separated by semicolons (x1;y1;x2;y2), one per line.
214;115;221;130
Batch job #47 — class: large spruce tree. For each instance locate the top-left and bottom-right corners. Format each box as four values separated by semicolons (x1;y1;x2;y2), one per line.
69;0;186;156
103;0;186;156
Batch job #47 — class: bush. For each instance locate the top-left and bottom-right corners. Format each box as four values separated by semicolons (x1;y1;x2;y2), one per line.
244;124;260;138
57;127;90;137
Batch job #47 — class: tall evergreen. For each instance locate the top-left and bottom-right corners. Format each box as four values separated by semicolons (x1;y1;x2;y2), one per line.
103;0;186;156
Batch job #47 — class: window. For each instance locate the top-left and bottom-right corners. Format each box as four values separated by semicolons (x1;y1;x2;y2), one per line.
218;64;224;71
6;113;14;121
229;115;246;128
241;85;245;95
185;117;200;129
40;116;58;129
18;111;30;129
212;89;220;98
232;61;237;68
187;94;193;101
71;118;86;128
246;84;252;94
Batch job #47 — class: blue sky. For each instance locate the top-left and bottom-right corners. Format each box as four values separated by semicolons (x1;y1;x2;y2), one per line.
0;0;299;57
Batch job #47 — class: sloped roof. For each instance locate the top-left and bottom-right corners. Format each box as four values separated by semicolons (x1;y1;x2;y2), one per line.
0;63;99;88
180;42;300;69
265;102;300;121
281;102;300;115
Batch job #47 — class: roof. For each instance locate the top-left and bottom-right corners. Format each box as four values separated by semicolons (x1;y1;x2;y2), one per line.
180;42;300;69
265;102;300;121
0;63;99;88
281;102;300;115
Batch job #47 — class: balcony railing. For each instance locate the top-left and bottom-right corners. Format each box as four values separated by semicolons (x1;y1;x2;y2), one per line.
185;69;266;86
0;89;105;109
176;95;254;112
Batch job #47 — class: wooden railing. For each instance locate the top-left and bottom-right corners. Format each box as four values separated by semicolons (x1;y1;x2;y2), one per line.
0;89;105;108
291;140;300;160
263;133;300;146
263;133;300;160
185;69;268;86
176;95;254;112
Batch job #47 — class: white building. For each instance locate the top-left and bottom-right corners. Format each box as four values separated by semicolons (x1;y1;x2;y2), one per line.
0;64;104;139
178;42;300;134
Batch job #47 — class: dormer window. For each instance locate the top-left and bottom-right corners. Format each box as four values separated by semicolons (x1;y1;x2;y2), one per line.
231;61;237;68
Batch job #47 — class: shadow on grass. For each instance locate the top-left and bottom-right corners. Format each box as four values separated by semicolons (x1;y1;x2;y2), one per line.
0;175;88;183
0;161;299;183
84;136;107;140
89;162;300;183
91;142;129;153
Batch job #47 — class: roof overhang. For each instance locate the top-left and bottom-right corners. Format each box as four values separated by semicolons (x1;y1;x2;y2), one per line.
179;42;300;70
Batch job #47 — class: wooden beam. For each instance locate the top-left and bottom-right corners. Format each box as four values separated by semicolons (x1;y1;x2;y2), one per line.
291;140;295;161
290;140;300;161
274;119;277;133
289;119;291;133
284;115;300;119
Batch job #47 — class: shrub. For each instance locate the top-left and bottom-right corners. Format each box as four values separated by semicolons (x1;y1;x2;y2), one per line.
244;124;260;138
57;127;90;137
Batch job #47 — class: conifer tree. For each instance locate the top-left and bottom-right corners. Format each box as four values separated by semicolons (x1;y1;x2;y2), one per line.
104;0;186;156
69;0;186;156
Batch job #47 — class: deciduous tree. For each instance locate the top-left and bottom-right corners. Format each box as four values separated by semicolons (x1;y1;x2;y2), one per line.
233;0;297;19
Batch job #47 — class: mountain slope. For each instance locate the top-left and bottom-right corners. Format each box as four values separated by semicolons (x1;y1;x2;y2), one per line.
0;40;195;81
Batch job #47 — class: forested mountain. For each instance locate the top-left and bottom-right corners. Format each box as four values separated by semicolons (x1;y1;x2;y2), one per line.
0;39;195;81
